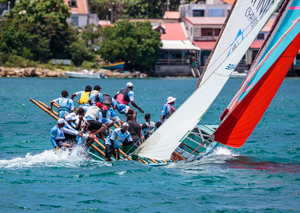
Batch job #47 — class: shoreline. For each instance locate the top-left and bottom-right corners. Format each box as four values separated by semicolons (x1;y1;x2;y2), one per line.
1;67;299;78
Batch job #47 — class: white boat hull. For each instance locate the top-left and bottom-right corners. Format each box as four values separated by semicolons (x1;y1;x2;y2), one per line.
65;71;100;79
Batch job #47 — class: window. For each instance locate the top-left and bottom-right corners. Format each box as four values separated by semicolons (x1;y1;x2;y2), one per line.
201;28;213;36
71;17;79;26
0;3;6;8
194;28;201;38
214;28;221;36
256;33;265;40
69;0;77;7
208;8;224;17
193;9;204;17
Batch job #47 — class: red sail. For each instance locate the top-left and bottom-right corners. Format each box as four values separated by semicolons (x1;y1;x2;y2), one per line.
214;32;300;148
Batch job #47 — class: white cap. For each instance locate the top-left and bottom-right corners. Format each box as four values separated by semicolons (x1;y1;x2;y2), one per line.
57;118;65;124
69;112;76;119
126;82;134;87
167;96;176;104
122;122;129;127
65;114;73;121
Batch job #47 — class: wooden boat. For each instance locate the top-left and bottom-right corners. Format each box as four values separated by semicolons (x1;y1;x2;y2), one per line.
29;0;297;165
101;61;125;70
65;71;104;79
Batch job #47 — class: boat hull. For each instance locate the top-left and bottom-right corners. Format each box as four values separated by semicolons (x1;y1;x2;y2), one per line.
101;62;125;70
88;124;218;165
65;71;100;79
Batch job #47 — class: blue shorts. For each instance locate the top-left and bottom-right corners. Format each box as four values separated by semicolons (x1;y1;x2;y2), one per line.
102;118;113;125
116;104;130;114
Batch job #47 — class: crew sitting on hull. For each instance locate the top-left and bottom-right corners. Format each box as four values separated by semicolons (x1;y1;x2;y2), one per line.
114;82;144;122
161;96;176;123
71;85;92;111
90;85;103;106
48;90;74;118
104;123;133;161
142;113;156;140
64;113;79;145
50;118;82;150
84;103;107;137
126;114;143;146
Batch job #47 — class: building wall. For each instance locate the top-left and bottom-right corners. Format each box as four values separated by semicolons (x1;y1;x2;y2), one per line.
155;65;196;76
67;14;99;27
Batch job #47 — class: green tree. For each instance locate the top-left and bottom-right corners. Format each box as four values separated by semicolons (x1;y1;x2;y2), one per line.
88;0;123;20
99;20;162;70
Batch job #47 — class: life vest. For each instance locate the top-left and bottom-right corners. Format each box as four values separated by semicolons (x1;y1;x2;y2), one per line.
99;105;108;118
116;88;131;105
58;97;70;112
79;92;90;104
103;94;113;108
144;121;155;139
163;104;176;120
84;106;99;121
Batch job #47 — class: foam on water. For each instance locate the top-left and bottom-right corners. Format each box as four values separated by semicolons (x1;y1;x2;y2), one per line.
0;147;108;169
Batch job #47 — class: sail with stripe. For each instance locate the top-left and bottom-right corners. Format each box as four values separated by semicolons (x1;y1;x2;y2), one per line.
133;0;282;160
213;0;300;148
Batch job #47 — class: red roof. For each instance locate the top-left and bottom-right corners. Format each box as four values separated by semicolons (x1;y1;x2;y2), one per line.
185;17;226;25
193;41;216;50
160;23;187;41
164;11;180;19
64;0;89;14
262;19;275;32
221;0;235;4
250;40;264;49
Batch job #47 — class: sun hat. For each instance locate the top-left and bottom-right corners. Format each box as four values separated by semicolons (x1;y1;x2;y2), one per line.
57;118;65;124
167;96;176;104
126;82;134;87
69;112;76;119
122;122;129;127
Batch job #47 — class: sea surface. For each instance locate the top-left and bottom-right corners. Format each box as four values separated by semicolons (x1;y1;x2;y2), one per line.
0;77;299;212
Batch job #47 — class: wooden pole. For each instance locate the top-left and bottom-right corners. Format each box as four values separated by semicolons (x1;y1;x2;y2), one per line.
39;101;60;117
90;144;105;157
30;98;58;121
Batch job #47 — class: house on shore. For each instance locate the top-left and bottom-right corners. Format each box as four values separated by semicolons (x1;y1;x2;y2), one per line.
64;0;98;27
153;22;200;77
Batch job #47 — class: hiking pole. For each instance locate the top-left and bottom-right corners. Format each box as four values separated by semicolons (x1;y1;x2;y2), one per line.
125;126;154;155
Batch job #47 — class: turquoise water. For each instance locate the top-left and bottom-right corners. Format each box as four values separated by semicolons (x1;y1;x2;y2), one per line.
0;77;299;212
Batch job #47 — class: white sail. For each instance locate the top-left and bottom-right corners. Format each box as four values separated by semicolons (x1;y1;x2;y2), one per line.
199;0;283;86
134;0;282;160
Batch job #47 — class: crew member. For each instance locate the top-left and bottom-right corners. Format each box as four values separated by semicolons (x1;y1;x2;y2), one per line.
104;123;133;161
84;102;107;137
126;114;143;146
114;82;144;122
71;85;92;111
64;113;79;145
50;118;82;149
96;102;115;131
161;96;176;123
48;90;74;118
103;93;122;127
90;85;103;106
142;113;156;140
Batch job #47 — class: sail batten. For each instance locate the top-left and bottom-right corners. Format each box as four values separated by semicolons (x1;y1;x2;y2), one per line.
133;0;282;160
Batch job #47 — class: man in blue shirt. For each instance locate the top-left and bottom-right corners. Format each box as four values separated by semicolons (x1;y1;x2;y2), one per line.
161;96;176;123
84;102;107;136
114;82;144;122
104;123;133;161
71;85;92;111
50;118;82;150
90;85;103;106
48;90;74;118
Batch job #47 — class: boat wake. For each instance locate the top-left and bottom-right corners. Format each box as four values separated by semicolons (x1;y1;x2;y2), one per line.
0;147;109;169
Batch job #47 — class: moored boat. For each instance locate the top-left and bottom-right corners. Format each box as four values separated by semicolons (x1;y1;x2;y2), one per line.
65;71;105;79
101;61;125;70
